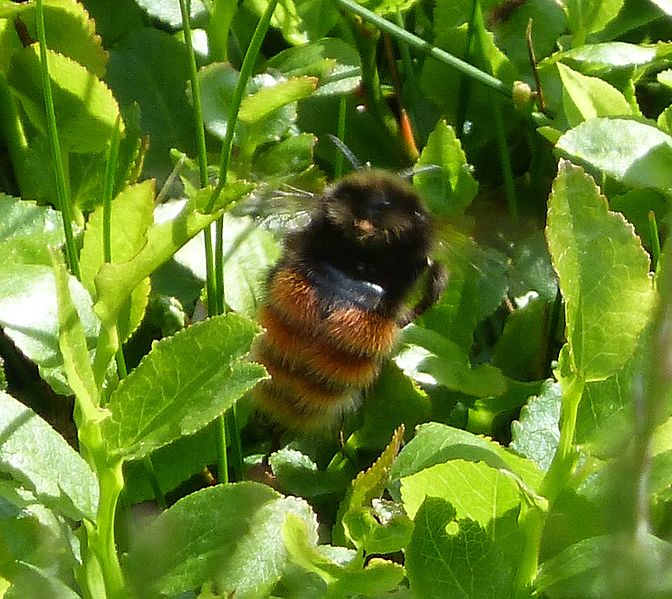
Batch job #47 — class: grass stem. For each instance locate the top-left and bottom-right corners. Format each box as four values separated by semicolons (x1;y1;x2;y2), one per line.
35;0;80;279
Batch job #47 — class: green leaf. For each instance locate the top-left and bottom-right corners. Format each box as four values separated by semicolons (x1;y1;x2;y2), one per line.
395;324;507;397
133;0;207;28
0;264;100;395
558;63;632;127
545;42;672;75
126;484;320;598
106;28;195;183
199;65;303;150
80;180;153;296
239;76;317;123
406;497;522;599
358;0;419;15
492;297;550;380
124;482;282;596
269;447;349;498
251;133;316;179
545;160;654;381
511;380;561;472
101;313;266;461
576;352;638;455
0;195;64;266
284;514;405;597
0;391;98;522
333;426;404;546
555;118;672;193
93;184;251;332
400;459;521;523
216;496;318;598
173;213;281;318
245;0;340;45
413;120;478;218
52;253;99;416
80;180;154;341
342;500;413;555
390;422;543;494
1;0;108;76
123;424;217;503
492;0;566;73
0;482;80;577
565;0;624;38
5;563;81;599
420;229;509;353
610;189;669;249
351;362;431;451
8;45;122;153
266;38;361;96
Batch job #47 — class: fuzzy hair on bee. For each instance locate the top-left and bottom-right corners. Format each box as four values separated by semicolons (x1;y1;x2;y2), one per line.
252;169;447;431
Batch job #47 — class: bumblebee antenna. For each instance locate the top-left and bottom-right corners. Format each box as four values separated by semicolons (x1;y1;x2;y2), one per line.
327;134;364;171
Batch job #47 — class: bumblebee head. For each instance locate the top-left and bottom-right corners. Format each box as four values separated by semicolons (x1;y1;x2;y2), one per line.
319;170;430;246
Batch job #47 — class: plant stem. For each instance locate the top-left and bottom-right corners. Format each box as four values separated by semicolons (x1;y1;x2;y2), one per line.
455;0;478;134
513;500;545;598
179;0;215;310
101;117;130;380
216;416;229;482
540;374;585;504
208;0;280;212
349;18;398;143
330;0;511;99
468;0;518;222
207;0;237;62
35;0;80;279
93;459;126;599
79;419;126;598
180;0;209;191
209;0;279;482
492;97;518;222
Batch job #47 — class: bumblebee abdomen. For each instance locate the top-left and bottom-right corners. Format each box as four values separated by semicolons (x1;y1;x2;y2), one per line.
253;267;398;430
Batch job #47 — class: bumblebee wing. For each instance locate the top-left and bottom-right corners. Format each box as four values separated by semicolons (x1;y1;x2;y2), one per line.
231;179;321;235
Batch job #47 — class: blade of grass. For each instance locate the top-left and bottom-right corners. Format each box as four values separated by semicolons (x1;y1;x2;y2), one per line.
208;0;280;210
102;116;122;265
213;0;281;483
179;0;231;483
469;0;518;222
330;0;512;100
184;0;279;483
101;116;130;381
35;0;80;279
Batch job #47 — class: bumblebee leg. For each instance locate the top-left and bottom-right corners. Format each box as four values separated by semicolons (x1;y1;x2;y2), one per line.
398;261;448;327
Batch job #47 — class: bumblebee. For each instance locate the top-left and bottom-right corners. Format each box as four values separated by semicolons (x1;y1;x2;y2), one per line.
253;169;446;431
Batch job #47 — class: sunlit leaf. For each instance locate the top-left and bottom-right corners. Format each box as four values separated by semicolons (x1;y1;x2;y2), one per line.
0;195;64;266
8;45;122;153
101;313;265;461
546;160;653;381
0;391;98;522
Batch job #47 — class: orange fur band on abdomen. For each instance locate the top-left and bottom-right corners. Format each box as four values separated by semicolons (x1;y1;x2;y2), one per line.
253;268;400;430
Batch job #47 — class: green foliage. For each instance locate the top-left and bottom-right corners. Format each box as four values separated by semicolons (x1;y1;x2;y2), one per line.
1;0;671;596
101;314;265;461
